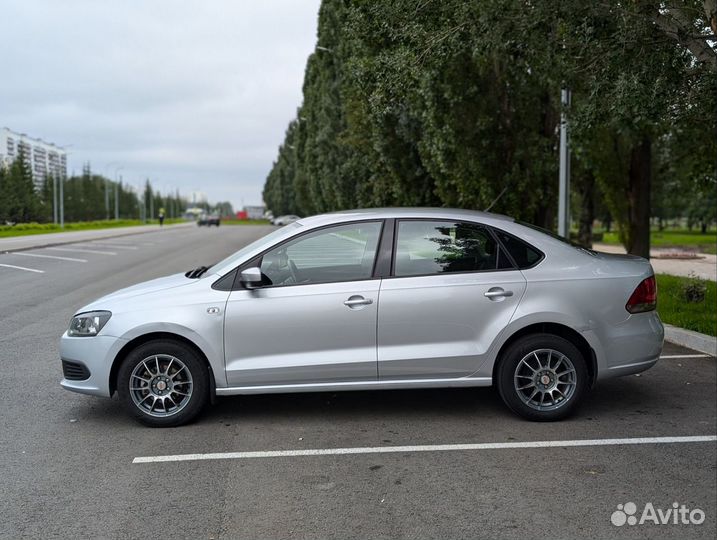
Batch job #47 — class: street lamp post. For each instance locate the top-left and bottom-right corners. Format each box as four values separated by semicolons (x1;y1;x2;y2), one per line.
104;162;119;220
52;175;58;224
558;87;571;238
104;180;110;220
59;146;73;229
59;173;64;228
115;175;121;220
113;166;124;220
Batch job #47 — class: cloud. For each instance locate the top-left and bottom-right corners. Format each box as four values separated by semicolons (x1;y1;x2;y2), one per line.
0;0;320;207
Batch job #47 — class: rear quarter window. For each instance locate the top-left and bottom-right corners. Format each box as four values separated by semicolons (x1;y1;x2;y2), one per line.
493;230;543;269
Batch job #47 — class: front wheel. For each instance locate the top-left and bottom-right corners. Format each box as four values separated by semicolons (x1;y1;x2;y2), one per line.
496;333;589;421
117;339;209;427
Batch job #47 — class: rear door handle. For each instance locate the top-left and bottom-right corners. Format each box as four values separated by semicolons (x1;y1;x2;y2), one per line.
484;288;513;299
344;296;373;307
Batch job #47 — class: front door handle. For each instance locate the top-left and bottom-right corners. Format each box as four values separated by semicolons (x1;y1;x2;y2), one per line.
344;296;373;307
484;288;513;299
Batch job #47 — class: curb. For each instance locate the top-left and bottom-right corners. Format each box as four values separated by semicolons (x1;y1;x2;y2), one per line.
664;324;717;356
0;222;194;254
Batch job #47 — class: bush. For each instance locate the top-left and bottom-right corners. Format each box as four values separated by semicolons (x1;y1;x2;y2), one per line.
682;273;707;303
656;274;716;336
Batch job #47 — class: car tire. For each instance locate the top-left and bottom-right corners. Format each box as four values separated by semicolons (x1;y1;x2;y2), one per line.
496;333;589;421
117;339;209;427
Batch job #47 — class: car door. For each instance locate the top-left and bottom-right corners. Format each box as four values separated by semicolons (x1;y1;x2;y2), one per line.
223;220;384;387
377;219;527;380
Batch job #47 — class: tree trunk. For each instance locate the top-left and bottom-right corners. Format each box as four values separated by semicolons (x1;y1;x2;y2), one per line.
577;171;596;248
626;137;652;258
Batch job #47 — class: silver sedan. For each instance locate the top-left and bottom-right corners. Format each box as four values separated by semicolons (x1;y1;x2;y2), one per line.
60;208;664;426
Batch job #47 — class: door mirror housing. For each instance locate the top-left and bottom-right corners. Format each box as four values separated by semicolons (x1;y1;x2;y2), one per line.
239;267;263;289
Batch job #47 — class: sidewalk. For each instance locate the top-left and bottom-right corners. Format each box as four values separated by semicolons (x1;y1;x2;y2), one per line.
594;243;717;281
0;222;194;253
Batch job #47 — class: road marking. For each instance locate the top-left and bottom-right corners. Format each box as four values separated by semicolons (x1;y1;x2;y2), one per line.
660;354;712;359
47;247;116;256
12;252;87;263
87;242;138;250
132;435;717;464
0;263;45;273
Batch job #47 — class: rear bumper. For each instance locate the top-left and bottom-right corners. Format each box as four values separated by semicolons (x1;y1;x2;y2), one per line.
594;311;664;381
604;356;659;377
59;332;127;397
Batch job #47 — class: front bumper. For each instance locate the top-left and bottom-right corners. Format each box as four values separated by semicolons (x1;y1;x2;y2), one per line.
59;332;128;397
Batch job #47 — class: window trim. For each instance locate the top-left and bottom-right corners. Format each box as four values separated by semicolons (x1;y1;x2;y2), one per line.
388;218;519;279
488;226;545;270
373;218;395;278
216;219;386;290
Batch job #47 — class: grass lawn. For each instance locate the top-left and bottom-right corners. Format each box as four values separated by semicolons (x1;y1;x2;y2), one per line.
656;274;716;336
602;229;717;254
0;218;186;238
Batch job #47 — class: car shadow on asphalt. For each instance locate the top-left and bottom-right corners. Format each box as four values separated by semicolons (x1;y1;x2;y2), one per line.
69;368;710;430
207;375;672;424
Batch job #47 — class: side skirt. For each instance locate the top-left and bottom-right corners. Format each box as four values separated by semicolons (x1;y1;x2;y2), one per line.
215;376;493;396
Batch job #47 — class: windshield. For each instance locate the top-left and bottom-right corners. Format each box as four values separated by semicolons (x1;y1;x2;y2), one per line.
204;222;302;276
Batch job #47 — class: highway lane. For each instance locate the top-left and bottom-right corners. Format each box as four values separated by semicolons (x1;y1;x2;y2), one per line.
0;225;714;539
0;222;195;252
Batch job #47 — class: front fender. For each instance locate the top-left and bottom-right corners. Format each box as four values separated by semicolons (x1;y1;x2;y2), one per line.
116;321;227;388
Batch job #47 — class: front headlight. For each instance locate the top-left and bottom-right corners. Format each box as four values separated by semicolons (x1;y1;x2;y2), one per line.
67;311;112;337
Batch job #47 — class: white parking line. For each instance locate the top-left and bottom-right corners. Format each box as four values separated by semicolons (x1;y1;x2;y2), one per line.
87;243;138;250
0;263;45;273
47;247;116;256
12;252;87;263
132;435;717;464
660;354;712;359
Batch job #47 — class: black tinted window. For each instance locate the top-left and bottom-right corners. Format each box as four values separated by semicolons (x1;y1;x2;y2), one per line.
395;221;502;276
494;230;542;268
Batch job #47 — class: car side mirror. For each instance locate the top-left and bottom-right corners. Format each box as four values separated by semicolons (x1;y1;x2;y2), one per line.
239;267;263;289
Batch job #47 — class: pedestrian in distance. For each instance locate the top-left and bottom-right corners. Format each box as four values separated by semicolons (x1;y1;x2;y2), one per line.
158;207;165;227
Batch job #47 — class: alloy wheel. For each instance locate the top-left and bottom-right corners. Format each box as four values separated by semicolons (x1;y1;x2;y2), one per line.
513;348;577;411
129;354;194;418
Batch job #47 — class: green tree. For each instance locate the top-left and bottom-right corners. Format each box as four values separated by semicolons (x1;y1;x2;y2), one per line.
0;152;42;223
264;0;716;258
0;164;7;222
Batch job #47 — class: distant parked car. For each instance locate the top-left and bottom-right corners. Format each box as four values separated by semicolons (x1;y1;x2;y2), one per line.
272;214;300;226
60;207;663;427
197;213;220;227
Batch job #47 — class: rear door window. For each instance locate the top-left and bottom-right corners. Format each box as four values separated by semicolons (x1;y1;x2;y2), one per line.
394;220;508;277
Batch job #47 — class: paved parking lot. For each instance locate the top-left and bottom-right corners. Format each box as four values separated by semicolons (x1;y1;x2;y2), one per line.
0;224;714;539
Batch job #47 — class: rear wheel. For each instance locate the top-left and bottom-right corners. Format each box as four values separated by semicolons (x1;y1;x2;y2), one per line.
118;339;209;427
496;333;588;421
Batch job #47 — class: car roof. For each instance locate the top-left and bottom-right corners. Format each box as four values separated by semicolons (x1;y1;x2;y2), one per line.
295;207;514;227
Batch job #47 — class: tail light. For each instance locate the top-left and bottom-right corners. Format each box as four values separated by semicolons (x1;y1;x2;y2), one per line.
626;275;657;313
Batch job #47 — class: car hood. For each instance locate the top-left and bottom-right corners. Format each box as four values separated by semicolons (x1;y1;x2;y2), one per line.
77;272;195;313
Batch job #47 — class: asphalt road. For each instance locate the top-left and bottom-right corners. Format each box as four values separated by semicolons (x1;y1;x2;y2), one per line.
0;224;715;539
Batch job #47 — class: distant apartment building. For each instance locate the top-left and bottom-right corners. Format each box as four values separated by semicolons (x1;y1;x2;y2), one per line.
0;127;67;189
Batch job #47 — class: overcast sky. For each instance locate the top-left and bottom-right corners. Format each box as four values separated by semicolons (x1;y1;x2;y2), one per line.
0;0;321;208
